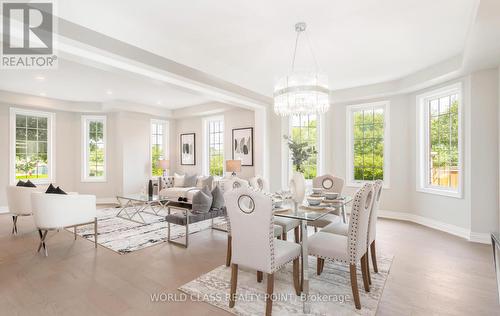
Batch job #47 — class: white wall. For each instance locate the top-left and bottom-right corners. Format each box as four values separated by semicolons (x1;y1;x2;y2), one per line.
173;107;256;179
0;101;172;206
266;67;499;240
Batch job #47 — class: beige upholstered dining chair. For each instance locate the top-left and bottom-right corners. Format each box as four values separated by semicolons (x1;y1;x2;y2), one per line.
308;182;374;310
225;187;301;316
321;180;383;283
309;174;345;230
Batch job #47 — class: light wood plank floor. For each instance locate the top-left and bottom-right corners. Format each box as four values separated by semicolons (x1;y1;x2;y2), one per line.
0;213;498;315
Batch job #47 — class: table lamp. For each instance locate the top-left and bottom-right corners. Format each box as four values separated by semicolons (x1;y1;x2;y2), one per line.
158;159;170;177
226;160;241;177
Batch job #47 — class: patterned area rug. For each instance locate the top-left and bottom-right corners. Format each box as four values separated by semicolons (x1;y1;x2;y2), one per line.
70;207;226;254
179;255;393;316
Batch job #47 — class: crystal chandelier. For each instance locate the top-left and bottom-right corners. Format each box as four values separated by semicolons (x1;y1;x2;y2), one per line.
274;22;330;116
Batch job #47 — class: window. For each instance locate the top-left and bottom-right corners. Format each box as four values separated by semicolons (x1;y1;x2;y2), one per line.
290;114;318;180
205;117;224;177
10;108;55;184
417;83;461;197
346;101;390;186
82;116;106;182
151;120;168;177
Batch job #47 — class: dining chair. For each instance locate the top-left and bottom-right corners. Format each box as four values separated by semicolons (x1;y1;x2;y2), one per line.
321;180;383;282
308;182;374;310
225;187;301;316
309;174;345;231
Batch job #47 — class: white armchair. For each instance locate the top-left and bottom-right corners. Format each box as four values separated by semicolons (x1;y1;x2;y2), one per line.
6;185;41;234
31;192;97;256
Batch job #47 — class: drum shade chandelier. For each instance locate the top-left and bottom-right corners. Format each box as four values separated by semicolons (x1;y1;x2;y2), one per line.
274;22;330;116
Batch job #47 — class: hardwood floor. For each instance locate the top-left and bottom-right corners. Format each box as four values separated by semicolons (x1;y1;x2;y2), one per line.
0;213;497;315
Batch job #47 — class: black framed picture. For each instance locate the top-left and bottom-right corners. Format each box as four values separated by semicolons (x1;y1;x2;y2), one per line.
232;127;253;166
180;133;196;165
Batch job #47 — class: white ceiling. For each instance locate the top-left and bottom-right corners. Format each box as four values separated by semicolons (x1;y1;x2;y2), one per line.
0;58;211;108
57;0;479;95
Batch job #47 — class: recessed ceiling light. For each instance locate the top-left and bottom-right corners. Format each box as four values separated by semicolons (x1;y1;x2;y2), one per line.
39;92;46;97
35;75;45;81
156;101;162;105
106;90;113;95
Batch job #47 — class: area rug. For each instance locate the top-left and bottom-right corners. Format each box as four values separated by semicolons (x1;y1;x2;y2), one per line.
179;255;393;316
69;207;226;254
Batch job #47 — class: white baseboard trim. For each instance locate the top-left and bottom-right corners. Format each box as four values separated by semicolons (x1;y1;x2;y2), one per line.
378;210;490;244
96;197;118;205
0;206;8;214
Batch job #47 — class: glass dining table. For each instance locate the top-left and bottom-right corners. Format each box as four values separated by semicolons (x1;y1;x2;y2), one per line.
273;196;353;313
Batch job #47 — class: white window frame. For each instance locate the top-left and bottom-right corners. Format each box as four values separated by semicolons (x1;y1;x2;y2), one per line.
9;107;56;185
346;101;391;188
416;83;463;198
81;115;107;182
150;119;169;177
203;116;224;177
283;114;324;186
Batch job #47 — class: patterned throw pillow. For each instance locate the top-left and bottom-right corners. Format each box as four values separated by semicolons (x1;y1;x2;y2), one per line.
196;176;214;190
211;185;225;209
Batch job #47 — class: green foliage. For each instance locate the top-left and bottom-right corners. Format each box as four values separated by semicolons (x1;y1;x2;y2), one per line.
283;134;317;178
429;100;459;168
151;145;163;176
353;109;384;181
209;147;223;176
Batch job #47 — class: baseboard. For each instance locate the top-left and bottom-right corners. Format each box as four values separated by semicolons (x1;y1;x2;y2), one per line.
378;210;490;244
96;197;118;205
469;232;492;244
0;206;8;214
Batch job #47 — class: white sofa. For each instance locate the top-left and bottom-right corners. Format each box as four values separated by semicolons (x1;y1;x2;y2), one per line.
159;175;213;200
31;192;97;256
6;185;45;234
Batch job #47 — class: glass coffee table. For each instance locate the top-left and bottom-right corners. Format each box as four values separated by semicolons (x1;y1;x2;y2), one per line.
274;196;353;313
116;194;170;224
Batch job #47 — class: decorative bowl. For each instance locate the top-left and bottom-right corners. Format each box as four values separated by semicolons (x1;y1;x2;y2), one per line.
273;199;283;208
324;192;339;200
307;196;323;206
312;187;323;195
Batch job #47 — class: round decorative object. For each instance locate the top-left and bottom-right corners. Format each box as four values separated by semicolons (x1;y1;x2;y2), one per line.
322;178;333;190
238;195;255;214
233;181;241;189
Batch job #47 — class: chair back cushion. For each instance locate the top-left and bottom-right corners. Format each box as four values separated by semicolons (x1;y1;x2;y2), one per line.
368;180;383;243
312;174;344;194
6;185;40;215
347;183;374;263
31;192;96;229
225;187;275;273
249;175;267;192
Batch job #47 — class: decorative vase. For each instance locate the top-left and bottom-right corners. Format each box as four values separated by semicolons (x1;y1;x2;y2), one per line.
148;180;153;198
289;171;306;208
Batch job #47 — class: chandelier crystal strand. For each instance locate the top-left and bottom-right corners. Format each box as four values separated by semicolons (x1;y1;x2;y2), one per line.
274;22;330;116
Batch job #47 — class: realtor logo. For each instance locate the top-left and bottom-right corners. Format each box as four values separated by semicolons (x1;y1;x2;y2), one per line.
1;1;57;68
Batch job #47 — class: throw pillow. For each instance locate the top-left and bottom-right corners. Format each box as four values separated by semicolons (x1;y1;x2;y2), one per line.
183;174;198;187
25;180;36;187
45;183;58;194
174;173;185;187
197;176;214;189
55;186;67;195
192;189;213;213
211;185;225;209
16;180;26;187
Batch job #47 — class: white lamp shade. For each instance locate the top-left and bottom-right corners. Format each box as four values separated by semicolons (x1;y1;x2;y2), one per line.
226;160;241;173
158;159;170;170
